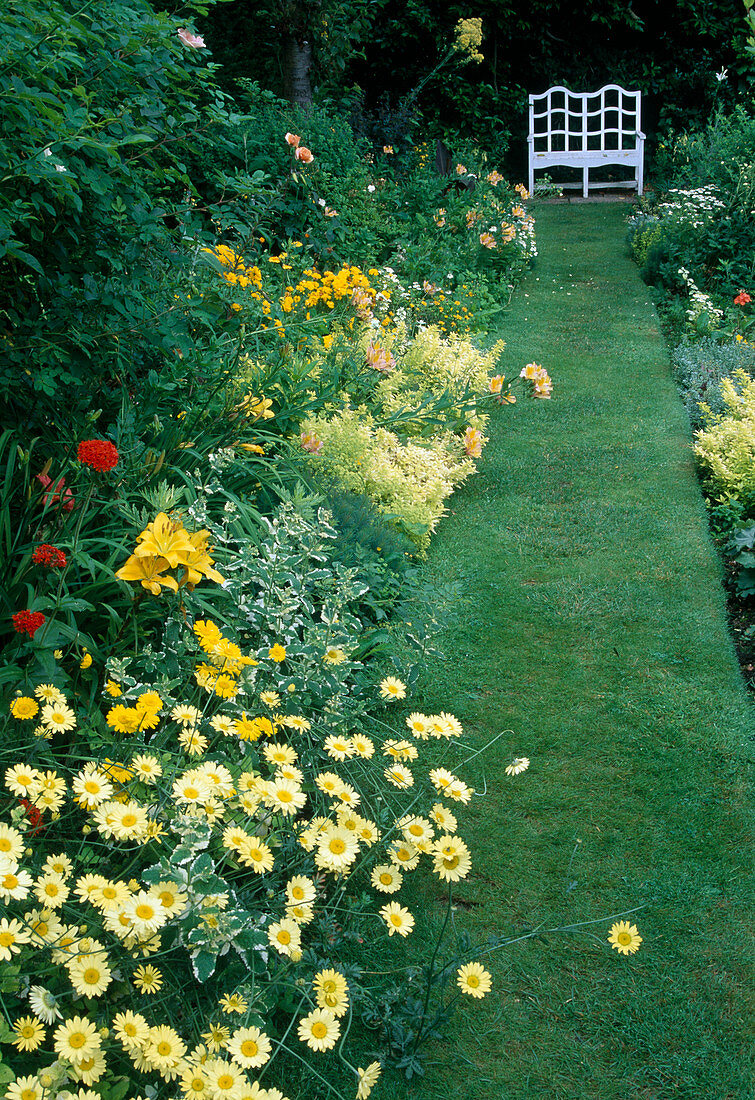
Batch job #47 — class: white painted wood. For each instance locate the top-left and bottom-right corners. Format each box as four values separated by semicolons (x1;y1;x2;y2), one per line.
527;84;645;197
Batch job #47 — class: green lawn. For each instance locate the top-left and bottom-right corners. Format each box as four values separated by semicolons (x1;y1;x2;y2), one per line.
397;203;754;1099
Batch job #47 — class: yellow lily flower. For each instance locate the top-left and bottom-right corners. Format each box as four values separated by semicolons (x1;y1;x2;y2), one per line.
178;530;225;588
133;513;195;568
116;554;179;595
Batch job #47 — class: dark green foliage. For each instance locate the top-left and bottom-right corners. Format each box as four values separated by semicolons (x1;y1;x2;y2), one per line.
203;0;755;160
0;0;269;430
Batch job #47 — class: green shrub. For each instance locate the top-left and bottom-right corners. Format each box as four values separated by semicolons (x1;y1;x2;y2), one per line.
694;369;755;507
0;0;273;431
672;337;755;429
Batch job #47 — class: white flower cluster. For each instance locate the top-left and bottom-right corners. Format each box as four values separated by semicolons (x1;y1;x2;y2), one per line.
678;267;724;326
659;186;726;230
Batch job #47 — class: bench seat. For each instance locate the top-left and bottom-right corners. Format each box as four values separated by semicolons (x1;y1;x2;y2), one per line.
528;85;645;198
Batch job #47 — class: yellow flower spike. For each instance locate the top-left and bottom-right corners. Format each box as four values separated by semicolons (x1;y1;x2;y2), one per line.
133;513;195;569
115;554;179;595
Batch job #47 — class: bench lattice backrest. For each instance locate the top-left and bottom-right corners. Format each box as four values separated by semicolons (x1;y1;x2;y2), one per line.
529;84;642;153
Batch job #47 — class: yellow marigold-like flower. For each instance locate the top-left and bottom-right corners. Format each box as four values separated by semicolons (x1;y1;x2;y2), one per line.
133;964;162;993
9;696;38;720
105;705;142;735
379;901;415;937
194;618;223;651
457;961;492;998
608;921;642;955
297;1008;340;1052
268;643;286;662
379;676;406;700
212;674;238;699
357;1061;382;1098
12;1015;46;1052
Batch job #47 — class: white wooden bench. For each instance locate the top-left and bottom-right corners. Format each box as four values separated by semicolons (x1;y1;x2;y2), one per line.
527;84;645;198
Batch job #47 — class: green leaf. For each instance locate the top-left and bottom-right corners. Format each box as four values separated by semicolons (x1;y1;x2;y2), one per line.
190;949;217;983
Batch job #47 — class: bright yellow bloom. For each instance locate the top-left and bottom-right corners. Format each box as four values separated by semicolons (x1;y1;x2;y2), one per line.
297;1008;340;1051
53;1016;101;1063
133;512;194;568
379;676;406;700
219;993;248;1015
178;529;225;587
9;697;38;720
12;1015;45;1052
356;1062;382;1099
608;921;642;955
379;902;415;937
133;964;163;993
115;553;179;594
268;644;286;662
226;1025;272;1068
456;961;492;998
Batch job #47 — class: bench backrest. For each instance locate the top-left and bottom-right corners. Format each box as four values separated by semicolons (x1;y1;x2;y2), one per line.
528;85;642;154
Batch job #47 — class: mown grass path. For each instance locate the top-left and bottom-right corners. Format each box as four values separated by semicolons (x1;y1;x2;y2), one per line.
408;203;754;1099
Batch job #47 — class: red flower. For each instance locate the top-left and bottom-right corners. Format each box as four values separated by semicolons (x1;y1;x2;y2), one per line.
12;610;46;637
19;798;45;835
32;544;67;569
734;290;752;306
77;439;119;472
36;472;74;512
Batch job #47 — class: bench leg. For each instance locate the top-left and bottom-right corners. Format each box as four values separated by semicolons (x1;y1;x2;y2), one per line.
528;160;534;198
637;159;644;196
583;166;588;199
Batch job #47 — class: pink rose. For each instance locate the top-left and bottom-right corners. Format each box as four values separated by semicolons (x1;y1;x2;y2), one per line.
285;133;301;147
294;146;314;164
177;28;206;49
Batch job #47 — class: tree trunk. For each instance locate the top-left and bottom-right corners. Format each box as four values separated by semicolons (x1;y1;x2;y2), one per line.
283;37;312;107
